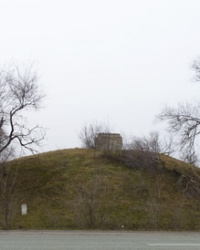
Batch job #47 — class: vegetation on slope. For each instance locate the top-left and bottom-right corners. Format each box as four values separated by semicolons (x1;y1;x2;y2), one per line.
0;148;200;230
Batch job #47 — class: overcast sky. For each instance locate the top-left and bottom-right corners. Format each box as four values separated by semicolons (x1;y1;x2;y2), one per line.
1;0;200;153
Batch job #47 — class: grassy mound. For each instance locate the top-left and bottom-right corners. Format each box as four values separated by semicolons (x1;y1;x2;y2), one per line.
1;148;200;230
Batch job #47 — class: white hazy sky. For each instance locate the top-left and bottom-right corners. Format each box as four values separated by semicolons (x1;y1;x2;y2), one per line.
1;0;200;153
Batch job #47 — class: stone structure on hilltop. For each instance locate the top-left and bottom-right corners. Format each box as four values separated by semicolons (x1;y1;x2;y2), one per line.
95;133;123;151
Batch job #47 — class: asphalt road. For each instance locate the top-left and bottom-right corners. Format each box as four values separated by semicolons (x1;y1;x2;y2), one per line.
0;231;199;250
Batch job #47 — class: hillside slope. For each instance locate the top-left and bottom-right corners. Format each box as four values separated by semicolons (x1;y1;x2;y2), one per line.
1;148;200;230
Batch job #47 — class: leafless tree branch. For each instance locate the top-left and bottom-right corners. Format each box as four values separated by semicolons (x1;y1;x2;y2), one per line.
158;103;200;164
79;122;110;149
0;65;45;157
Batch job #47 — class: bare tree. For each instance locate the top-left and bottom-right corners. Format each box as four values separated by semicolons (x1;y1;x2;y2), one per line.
123;133;160;170
158;103;200;165
0;65;45;157
72;176;100;228
122;131;174;170
130;132;162;153
70;169;112;229
156;58;200;165
0;65;45;228
0;164;18;229
192;57;200;81
79;122;110;149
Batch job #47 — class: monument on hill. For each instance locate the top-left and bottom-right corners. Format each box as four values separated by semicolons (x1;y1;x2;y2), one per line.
95;133;123;151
